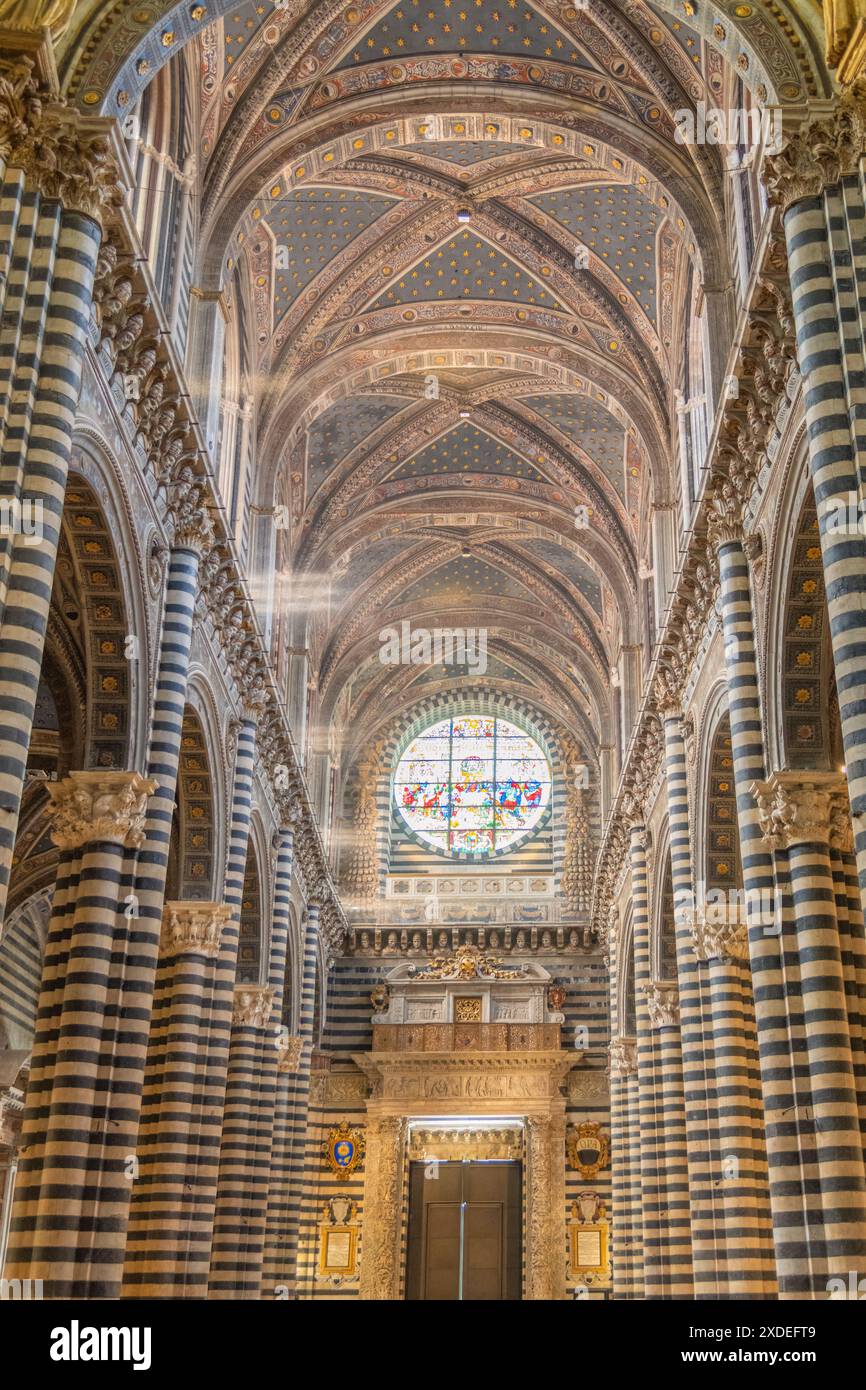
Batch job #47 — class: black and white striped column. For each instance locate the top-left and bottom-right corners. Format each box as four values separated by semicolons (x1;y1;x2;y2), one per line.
642;981;694;1297
279;899;321;1297
751;771;866;1288
608;1036;639;1298
710;490;822;1295
4;770;156;1298
628;820;664;1296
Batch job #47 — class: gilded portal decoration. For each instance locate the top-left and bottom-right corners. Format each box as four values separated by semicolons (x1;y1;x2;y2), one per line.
567;1123;610;1180
323;1121;366;1178
410;944;527;980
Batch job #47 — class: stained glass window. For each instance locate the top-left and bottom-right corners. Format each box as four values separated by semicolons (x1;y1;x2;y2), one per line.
393;714;551;859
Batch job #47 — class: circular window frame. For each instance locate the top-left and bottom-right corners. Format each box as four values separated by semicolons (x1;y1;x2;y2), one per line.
391;710;553;863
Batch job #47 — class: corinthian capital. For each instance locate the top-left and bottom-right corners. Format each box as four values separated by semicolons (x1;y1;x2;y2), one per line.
706;479;745;552
161;901;230;957
232;984;274;1029
690;910;749;964
0;57;122;225
644;981;679;1029
166;468;215;555
608;1037;637;1078
764;89;866;213
277;1034;303;1073
751;771;847;850
48;770;156;850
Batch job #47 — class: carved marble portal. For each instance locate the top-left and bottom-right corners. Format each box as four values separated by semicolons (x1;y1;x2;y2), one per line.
354;1048;573;1300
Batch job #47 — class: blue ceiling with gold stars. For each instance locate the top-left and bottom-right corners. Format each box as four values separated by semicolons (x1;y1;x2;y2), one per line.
521;392;626;497
529;183;661;319
370;230;563;309
398;140;532;167
263;188;397;319
400;554;532;604
307;394;407;493
337;0;596;68
388;422;548;481
646;2;704;74
521;538;602;613
223;2;268;67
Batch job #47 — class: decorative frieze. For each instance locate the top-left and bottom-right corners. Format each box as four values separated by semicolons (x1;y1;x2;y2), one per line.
161;901;230;957
48;770;156;850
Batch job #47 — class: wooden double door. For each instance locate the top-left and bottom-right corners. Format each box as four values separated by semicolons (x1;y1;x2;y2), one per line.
405;1160;522;1300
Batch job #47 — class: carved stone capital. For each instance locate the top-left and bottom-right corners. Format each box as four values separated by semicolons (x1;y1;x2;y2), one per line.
644;981;679;1029
751;771;847;850
161;901;230;957
232;984;274;1029
706;480;745;552
689;910;749;964
764;89;866;213
653;667;683;720
608;1037;638;1078
830;790;855;854
48;770;156;850
0;57;123;225
167;469;215;555
277;1034;303;1073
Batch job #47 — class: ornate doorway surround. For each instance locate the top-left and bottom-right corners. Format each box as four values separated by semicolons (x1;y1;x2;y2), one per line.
353;1041;574;1299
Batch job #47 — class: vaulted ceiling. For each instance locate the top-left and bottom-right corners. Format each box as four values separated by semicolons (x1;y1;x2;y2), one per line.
58;0;829;768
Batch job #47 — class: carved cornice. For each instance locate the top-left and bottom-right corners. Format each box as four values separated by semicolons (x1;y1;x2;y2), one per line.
161;901;230;957
644;981;679;1029
765;88;866;213
232;984;275;1030
751;771;848;850
48;770;156;851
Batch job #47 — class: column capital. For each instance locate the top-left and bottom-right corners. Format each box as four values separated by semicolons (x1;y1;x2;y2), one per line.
644;981;680;1029
48;770;156;850
653;667;685;720
0;54;123;226
689;909;749;964
751;770;847;850
765;91;866;214
232;984;274;1029
608;1037;638;1077
166;468;215;555
706;479;746;552
277;1034;303;1073
830;790;855;854
161;901;231;957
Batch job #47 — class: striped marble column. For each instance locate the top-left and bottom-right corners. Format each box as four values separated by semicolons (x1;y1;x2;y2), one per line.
206;708;265;1294
261;826;302;1298
658;703;715;1294
710;487;815;1296
279;900;321;1297
0;204;104;926
121;901;230;1298
4;770;156;1298
751;771;866;1287
643;982;694;1297
609;1036;638;1298
628;820;665;1296
767;111;866;906
828;805;866;1146
207;982;274;1298
624;1061;644;1297
690;912;777;1296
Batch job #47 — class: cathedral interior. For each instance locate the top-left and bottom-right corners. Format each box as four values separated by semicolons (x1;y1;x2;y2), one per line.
1;0;866;1308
